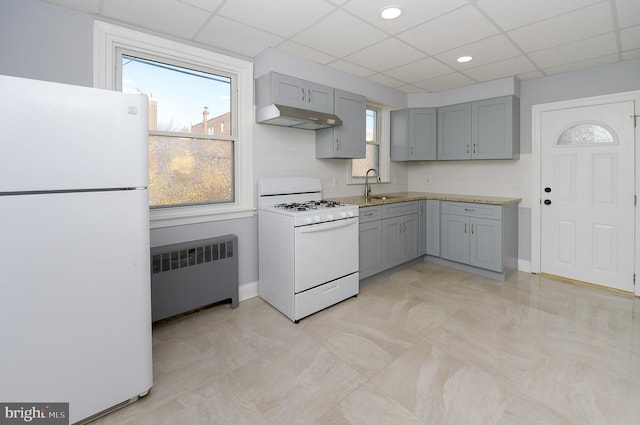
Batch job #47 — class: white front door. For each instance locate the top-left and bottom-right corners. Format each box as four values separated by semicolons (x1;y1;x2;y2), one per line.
540;101;635;292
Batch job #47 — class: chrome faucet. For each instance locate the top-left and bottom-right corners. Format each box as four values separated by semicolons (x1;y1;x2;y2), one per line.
364;168;380;198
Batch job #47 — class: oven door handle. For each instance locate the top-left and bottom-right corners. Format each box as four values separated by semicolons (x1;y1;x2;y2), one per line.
298;218;356;233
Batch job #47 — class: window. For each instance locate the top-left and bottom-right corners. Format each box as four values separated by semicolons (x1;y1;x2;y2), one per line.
352;107;380;177
557;123;616;145
120;54;235;208
94;21;254;227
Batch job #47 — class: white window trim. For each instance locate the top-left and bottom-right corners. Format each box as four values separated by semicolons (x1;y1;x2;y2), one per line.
347;102;390;184
93;21;254;228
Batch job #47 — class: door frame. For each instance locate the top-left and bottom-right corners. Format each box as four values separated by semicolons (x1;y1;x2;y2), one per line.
531;90;640;296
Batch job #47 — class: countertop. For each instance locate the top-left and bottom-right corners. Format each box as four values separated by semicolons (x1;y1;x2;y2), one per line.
327;192;521;207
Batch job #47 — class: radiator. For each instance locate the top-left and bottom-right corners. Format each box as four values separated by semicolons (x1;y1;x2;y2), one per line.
150;234;239;322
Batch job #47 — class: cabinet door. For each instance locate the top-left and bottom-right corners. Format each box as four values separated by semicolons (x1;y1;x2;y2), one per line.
469;217;502;272
472;96;517;159
270;73;305;109
409;108;437;160
440;214;470;264
382;216;402;269
316;90;366;158
306;81;334;114
418;201;426;256
437;103;472;160
425;200;440;256
401;213;419;262
359;220;383;279
390;109;409;161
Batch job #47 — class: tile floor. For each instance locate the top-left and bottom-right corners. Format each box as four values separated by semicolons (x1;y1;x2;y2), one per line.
95;261;640;425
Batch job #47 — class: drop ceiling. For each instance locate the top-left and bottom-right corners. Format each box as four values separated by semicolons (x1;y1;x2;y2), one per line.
40;0;640;93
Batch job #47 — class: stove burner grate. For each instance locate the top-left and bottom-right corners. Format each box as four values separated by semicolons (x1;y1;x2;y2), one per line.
274;200;346;212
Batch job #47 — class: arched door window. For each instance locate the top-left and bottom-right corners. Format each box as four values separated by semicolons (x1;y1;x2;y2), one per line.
557;123;616;146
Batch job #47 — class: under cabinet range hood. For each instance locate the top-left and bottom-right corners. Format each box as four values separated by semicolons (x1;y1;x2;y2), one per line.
256;104;343;130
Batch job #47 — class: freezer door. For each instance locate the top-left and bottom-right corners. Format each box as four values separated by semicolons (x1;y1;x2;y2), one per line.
0;190;152;423
0;75;148;192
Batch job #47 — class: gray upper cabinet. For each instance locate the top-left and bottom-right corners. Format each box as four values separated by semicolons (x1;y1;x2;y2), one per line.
316;89;366;159
256;72;334;114
437;102;472;160
437;96;519;160
391;108;437;161
472;96;520;160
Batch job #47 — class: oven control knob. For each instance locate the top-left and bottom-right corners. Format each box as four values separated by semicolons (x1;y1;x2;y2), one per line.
340;212;347;219
305;217;313;225
314;215;321;223
349;211;354;217
327;214;334;221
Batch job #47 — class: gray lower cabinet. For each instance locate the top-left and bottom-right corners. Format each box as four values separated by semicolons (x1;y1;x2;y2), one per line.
418;201;426;256
425;200;440;256
359;206;383;279
439;201;517;278
382;202;419;270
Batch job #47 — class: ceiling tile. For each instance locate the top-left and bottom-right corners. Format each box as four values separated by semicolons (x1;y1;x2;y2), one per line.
616;0;640;28
542;54;619;75
195;16;284;57
476;0;603;31
365;73;406;88
508;2;614;53
528;32;618;69
42;0;102;13
621;25;640;51
397;5;500;55
276;42;335;65
342;0;469;35
178;0;224;12
217;0;334;38
383;58;454;84
517;70;546;81
463;56;537;82
327;60;376;78
292;9;388;57
397;84;430;93
622;49;640;60
342;38;426;72
102;0;209;39
414;73;476;92
435;35;522;70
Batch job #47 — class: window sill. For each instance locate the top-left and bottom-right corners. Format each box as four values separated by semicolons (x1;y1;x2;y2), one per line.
150;204;256;229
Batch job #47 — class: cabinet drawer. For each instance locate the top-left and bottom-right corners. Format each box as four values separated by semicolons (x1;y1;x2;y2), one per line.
383;201;418;218
359;206;382;223
440;201;502;219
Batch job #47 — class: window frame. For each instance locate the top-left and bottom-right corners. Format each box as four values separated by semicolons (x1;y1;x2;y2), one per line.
93;21;254;228
348;102;390;184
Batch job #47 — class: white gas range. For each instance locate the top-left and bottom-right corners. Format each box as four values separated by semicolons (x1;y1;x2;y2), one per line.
258;177;359;322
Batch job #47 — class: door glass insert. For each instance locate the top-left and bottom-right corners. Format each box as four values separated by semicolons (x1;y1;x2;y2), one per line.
557;123;615;145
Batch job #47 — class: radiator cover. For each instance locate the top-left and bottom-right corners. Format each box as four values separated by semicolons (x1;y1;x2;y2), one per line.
150;234;238;322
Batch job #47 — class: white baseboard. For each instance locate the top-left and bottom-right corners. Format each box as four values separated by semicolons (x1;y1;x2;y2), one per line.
239;281;259;302
518;259;532;273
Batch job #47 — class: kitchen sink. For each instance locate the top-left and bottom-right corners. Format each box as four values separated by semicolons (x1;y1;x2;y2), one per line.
366;195;400;200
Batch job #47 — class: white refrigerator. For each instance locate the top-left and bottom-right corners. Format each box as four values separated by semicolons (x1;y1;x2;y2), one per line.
0;75;153;423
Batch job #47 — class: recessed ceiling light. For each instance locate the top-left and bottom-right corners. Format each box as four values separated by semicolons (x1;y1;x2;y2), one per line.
380;6;402;20
457;56;473;63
